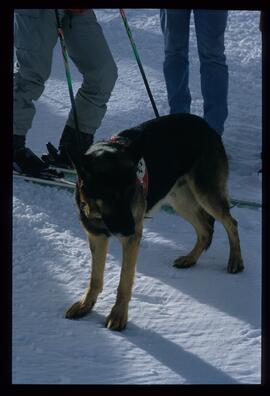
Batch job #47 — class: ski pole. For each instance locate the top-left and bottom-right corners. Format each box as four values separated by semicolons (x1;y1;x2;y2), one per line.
54;9;81;150
119;9;160;118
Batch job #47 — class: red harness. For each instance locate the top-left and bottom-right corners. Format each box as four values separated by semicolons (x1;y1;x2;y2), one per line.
136;158;148;196
109;135;148;196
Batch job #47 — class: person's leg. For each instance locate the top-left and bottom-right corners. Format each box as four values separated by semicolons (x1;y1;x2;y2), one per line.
194;10;228;135
160;9;191;114
13;9;58;139
13;10;60;174
62;10;118;136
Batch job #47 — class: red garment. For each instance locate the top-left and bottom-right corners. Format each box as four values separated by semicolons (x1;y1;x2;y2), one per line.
64;9;88;14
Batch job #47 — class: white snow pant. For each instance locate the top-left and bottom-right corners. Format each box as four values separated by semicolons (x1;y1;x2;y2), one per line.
13;9;118;136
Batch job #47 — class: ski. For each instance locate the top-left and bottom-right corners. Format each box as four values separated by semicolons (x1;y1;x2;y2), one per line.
13;171;76;190
53;166;76;175
47;164;76;176
230;197;262;209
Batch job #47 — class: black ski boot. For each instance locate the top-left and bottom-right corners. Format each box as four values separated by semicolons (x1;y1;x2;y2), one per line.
13;135;48;176
42;125;94;169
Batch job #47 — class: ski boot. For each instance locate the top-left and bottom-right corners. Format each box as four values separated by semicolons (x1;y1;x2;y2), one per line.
13;135;48;176
42;125;94;170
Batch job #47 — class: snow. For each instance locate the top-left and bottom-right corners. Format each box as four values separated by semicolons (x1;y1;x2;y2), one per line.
13;9;262;384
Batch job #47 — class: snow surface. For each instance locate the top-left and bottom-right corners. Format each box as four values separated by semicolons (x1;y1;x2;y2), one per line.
13;9;262;384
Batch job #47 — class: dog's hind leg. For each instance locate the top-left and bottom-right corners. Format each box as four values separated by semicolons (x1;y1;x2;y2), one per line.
65;233;109;319
168;181;215;268
186;173;244;273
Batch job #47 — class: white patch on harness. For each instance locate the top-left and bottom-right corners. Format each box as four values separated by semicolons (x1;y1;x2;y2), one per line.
136;158;148;195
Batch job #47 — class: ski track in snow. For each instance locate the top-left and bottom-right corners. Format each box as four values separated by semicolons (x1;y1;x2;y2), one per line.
13;10;261;384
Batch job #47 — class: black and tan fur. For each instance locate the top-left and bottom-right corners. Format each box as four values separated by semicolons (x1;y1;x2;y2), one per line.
65;114;244;331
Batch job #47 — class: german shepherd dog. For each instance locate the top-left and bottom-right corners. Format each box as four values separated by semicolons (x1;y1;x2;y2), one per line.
65;114;244;331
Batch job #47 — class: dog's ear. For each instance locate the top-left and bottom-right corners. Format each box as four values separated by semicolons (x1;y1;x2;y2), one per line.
118;130;143;165
125;139;142;165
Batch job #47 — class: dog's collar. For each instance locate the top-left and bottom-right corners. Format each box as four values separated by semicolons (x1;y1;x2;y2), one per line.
109;135;131;147
109;135;148;196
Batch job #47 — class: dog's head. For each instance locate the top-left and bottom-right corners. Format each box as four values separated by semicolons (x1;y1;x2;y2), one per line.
70;141;141;237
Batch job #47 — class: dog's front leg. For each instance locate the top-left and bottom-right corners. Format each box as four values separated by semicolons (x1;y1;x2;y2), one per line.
106;228;142;331
65;233;109;319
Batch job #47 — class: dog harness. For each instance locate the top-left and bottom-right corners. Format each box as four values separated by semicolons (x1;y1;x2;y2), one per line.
136;158;148;196
109;135;148;196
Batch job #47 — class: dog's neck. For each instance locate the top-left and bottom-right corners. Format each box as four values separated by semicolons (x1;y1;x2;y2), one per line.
109;135;131;147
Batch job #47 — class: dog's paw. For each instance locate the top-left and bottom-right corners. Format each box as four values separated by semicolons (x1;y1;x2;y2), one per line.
105;304;128;331
65;300;94;319
173;256;196;269
227;257;244;274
